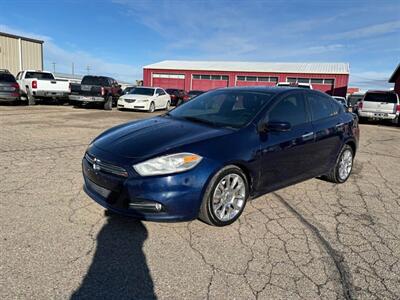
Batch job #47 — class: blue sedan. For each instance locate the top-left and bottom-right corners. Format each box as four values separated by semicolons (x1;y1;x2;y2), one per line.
82;87;359;226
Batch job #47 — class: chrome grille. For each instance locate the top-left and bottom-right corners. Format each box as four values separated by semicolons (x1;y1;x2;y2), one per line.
85;153;128;177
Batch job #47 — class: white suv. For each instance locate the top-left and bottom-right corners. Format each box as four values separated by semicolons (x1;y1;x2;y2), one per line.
357;91;400;124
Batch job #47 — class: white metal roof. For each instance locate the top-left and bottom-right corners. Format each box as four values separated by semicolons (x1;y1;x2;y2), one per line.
144;60;349;75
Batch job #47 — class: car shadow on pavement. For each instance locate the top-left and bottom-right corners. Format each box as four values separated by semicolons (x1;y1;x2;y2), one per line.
70;214;156;300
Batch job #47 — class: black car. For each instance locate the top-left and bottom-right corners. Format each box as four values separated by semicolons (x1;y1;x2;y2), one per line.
0;69;20;104
188;90;205;99
165;88;189;106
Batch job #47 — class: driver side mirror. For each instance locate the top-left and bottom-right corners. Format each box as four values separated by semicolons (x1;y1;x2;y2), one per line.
258;121;291;133
155;93;159;97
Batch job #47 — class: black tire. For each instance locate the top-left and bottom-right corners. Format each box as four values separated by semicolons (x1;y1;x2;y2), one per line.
324;144;354;183
198;165;249;226
104;96;112;110
148;101;155;113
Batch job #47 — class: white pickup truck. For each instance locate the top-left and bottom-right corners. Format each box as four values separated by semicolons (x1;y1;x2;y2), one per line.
16;70;70;105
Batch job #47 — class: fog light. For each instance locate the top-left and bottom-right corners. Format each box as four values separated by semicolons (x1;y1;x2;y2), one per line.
129;201;163;212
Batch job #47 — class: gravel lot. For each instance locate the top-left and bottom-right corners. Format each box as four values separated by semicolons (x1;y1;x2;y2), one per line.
1;105;399;299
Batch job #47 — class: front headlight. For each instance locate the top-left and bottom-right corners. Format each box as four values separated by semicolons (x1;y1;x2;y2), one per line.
139;99;149;102
133;153;202;176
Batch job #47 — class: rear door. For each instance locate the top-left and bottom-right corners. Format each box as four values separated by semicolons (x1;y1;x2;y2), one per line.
257;91;315;192
306;91;343;175
362;92;398;114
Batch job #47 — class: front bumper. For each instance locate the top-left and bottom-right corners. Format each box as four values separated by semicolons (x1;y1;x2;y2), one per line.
117;100;148;110
82;148;220;221
69;95;104;102
358;110;398;120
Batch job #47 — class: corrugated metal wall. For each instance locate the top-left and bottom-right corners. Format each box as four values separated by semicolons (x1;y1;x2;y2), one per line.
0;34;43;75
0;35;20;75
21;40;42;72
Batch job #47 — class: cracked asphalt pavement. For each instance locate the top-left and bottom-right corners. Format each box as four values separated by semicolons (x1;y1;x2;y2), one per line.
1;105;399;299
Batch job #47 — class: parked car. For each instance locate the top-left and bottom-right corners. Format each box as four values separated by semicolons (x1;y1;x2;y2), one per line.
0;69;20;104
332;96;348;111
16;70;70;105
117;87;170;112
176;90;205;106
69;76;122;110
347;92;364;112
82;87;359;226
165;88;189;106
357;90;399;124
277;82;313;89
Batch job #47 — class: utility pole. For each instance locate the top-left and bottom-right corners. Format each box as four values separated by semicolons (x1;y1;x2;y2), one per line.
86;65;91;75
52;62;56;73
72;63;75;76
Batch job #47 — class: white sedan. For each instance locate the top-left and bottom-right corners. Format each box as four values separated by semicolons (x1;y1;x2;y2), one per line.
117;87;171;112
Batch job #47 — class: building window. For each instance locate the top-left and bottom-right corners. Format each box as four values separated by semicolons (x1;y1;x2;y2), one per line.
311;78;323;84
287;77;335;85
193;74;229;80
237;76;279;82
152;73;185;79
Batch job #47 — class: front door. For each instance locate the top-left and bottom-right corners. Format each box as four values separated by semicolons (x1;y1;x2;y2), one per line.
257;92;315;193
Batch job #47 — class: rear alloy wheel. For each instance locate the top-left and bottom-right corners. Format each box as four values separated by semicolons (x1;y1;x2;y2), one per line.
26;88;36;105
165;101;170;110
199;165;249;226
148;102;155;113
325;144;354;183
104;96;113;110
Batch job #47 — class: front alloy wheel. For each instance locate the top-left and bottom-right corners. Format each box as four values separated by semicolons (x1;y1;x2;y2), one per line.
199;165;249;226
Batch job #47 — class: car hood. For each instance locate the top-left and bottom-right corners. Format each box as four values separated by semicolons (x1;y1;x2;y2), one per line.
93;116;231;159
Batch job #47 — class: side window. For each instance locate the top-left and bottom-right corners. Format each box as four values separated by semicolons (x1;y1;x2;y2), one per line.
307;93;335;121
156;88;162;95
159;89;166;95
268;93;308;127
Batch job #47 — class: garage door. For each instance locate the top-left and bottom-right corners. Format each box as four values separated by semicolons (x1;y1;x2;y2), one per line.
152;74;185;89
191;75;228;91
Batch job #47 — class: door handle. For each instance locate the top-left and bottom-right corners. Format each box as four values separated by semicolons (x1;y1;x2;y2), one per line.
301;132;314;139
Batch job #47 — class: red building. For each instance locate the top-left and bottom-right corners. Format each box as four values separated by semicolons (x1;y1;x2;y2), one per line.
389;63;400;95
143;60;349;97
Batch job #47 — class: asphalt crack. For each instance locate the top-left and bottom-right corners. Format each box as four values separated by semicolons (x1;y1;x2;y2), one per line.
273;192;354;300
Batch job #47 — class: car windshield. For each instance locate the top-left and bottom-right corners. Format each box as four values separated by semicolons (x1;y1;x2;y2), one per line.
0;73;16;83
364;92;397;103
169;90;274;128
129;87;155;96
25;72;54;80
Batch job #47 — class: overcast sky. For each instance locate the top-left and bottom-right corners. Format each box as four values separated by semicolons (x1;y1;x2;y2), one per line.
0;0;399;90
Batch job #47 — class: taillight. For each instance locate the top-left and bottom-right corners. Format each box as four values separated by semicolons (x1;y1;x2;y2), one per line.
12;82;20;90
101;87;105;96
32;80;37;89
183;95;189;100
358;101;363;110
396;104;400;112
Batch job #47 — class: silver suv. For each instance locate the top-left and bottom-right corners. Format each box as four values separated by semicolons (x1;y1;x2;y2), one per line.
357;91;399;125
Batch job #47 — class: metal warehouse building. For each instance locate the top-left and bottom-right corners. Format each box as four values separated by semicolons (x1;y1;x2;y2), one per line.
143;60;350;97
0;32;44;76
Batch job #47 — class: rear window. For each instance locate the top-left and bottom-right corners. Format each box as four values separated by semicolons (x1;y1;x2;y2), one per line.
81;76;110;86
364;92;397;103
25;72;54;80
0;73;16;83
